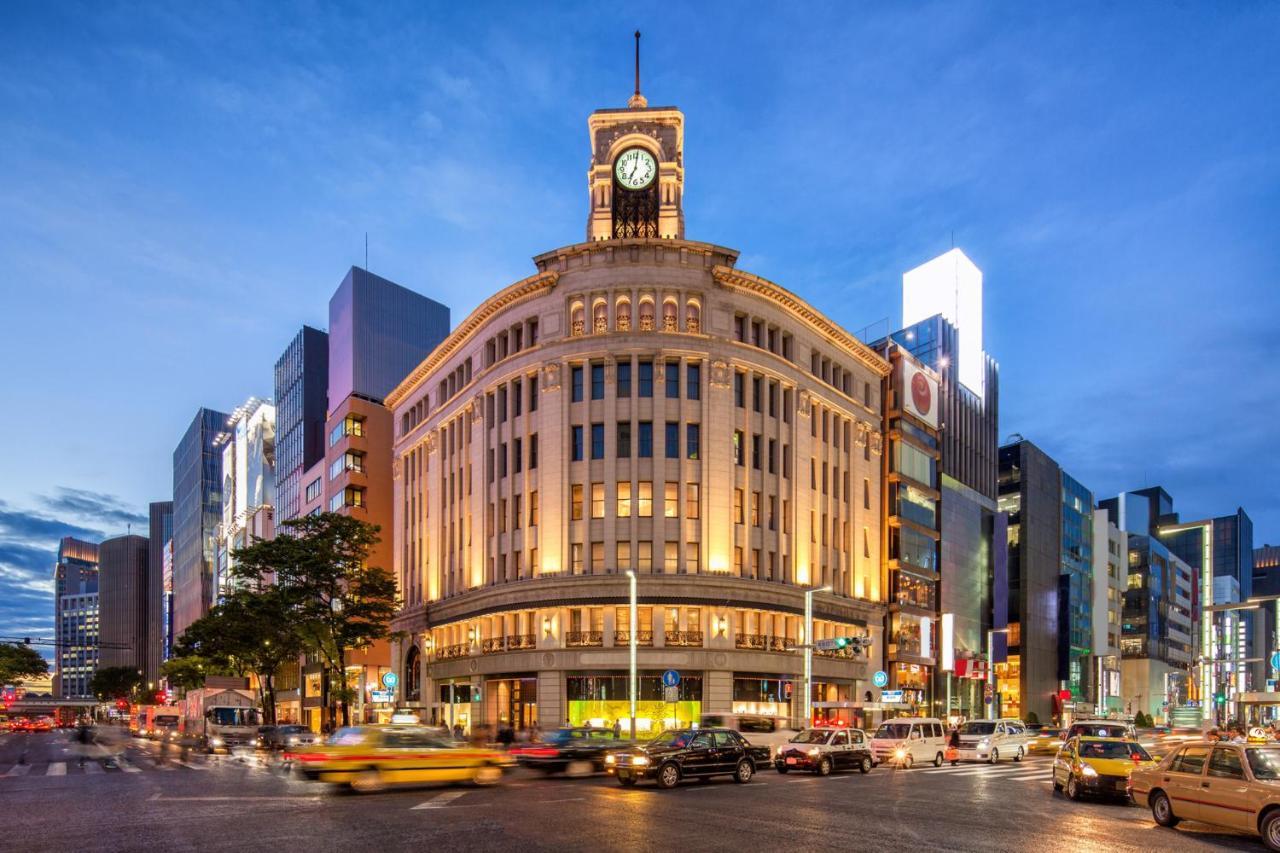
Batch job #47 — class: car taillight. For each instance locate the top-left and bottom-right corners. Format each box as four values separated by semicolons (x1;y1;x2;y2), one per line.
294;753;326;763
523;748;559;757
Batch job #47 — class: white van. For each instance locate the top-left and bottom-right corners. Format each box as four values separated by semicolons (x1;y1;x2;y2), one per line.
870;717;948;768
699;713;799;750
955;718;1030;763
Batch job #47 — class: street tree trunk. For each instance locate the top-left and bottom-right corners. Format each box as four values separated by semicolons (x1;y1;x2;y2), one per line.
337;646;349;728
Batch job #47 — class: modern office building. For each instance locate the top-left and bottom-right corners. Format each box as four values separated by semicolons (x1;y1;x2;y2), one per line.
215;397;276;598
388;88;890;735
98;534;150;678
172;407;228;642
147;501;172;684
274;326;329;522
870;248;1002;721
53;537;99;698
1089;509;1125;715
996;438;1095;723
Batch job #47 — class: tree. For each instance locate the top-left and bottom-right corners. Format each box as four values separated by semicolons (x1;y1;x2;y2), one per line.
233;513;399;728
0;641;48;686
161;656;214;693
1024;711;1040;726
91;666;144;702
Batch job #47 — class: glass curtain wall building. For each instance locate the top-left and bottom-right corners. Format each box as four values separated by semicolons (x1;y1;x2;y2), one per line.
1059;473;1094;701
53;537;99;698
147;501;172;685
172;407;228;643
274;326;328;523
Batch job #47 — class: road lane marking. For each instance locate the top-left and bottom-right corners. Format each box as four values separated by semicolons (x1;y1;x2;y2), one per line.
147;793;323;803
47;762;66;776
6;764;31;777
411;791;470;810
115;758;142;773
176;761;210;770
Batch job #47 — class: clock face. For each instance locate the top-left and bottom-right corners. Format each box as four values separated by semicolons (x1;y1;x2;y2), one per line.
615;147;657;190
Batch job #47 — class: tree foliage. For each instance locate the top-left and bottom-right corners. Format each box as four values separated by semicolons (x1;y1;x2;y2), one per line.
91;666;144;702
0;642;48;686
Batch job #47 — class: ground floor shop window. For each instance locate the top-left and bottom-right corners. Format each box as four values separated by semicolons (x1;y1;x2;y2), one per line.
732;675;794;717
566;673;702;732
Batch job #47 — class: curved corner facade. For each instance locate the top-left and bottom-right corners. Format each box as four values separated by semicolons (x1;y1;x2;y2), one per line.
389;237;890;734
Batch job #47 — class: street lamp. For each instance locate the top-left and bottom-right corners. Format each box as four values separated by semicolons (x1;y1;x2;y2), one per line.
987;628;1009;719
804;585;833;728
626;570;637;740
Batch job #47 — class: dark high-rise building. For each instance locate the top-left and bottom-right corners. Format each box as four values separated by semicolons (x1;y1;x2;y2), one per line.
98;534;150;678
172;407;228;642
274;325;329;522
147;501;173;683
1060;472;1094;699
53;537;99;698
1256;544;1280;597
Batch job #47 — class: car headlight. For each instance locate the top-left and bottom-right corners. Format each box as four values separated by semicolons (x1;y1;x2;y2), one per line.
979;738;990;746
1081;765;1098;777
632;756;649;766
605;754;616;765
894;748;907;760
209;737;224;747
286;736;299;745
808;748;821;757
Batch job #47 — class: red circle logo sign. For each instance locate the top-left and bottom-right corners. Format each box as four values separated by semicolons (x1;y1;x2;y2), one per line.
910;371;932;417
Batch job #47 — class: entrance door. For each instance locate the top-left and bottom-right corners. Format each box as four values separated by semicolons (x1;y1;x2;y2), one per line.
1202;746;1253;831
1163;746;1211;822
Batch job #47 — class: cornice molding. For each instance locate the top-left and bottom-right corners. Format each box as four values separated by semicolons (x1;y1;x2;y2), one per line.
712;265;890;378
386;270;560;409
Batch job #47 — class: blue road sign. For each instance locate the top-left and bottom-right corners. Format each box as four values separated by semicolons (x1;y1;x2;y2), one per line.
382;671;399;689
1270;651;1280;671
872;670;889;688
662;670;680;688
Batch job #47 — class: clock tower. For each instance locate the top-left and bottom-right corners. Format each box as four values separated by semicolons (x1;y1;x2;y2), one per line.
586;33;685;241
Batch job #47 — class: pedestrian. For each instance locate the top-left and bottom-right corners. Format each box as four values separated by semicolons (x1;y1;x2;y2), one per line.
452;722;464;740
946;726;961;766
612;719;622;738
497;724;515;750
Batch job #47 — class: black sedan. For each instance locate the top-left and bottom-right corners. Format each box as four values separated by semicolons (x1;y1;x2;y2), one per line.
606;728;771;788
512;727;631;775
775;727;873;775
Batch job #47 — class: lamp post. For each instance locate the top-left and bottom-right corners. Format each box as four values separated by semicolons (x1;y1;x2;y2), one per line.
987;628;1009;719
803;585;833;728
626;569;638;740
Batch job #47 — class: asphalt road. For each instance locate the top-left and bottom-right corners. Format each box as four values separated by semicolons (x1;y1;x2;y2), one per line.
0;731;1270;853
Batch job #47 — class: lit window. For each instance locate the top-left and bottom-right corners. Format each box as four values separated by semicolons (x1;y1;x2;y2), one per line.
637;482;653;518
591;483;605;519
617;482;632;517
665;542;679;572
616;541;632;571
686;483;700;519
571;485;583;521
664;482;679;518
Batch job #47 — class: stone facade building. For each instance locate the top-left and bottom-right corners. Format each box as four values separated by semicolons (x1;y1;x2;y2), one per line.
388;90;890;734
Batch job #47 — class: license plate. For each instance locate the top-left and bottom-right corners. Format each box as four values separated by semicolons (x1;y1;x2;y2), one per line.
786;757;797;765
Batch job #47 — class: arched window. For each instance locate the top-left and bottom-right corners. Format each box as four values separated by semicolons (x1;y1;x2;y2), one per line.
662;299;678;332
404;644;421;702
616;297;632;331
593;300;608;334
570;302;585;337
686;300;701;334
638;298;656;331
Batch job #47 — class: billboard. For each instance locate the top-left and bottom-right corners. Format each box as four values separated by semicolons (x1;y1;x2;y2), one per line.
901;357;939;429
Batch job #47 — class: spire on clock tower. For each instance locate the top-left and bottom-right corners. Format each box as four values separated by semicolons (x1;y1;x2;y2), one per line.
585;33;685;241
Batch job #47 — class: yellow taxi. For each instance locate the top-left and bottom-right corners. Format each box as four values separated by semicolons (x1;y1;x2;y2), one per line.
1053;736;1156;801
1027;727;1064;755
294;725;511;793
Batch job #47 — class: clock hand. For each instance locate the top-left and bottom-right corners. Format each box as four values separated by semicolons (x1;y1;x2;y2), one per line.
629;162;638;181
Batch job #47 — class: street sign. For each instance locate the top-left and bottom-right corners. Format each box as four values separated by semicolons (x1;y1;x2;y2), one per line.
370;690;393;703
662;670;680;688
880;690;904;703
1270;651;1280;670
382;672;399;689
664;685;679;703
872;671;889;688
983;684;994;702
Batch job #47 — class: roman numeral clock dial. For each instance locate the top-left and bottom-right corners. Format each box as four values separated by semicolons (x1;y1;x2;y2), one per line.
614;148;656;190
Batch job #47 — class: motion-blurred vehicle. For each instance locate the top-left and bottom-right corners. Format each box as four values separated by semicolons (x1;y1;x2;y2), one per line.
1027;727;1064;754
264;724;317;751
774;727;873;776
181;688;260;752
31;717;55;733
1052;736;1155;801
1061;719;1135;742
1132;741;1280;850
510;726;629;776
295;725;510;793
955;719;1031;763
606;728;771;788
699;713;799;750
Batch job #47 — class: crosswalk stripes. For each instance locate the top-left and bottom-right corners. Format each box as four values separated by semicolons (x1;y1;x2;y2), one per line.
82;761;103;774
47;762;66;776
116;757;143;773
6;764;31;777
0;757;239;778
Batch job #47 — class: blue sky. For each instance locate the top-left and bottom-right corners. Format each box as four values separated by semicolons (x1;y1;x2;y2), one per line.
1;2;1277;648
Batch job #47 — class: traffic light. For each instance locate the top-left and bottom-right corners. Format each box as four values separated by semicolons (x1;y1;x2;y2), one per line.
814;636;873;653
1215;691;1227;705
471;686;482;703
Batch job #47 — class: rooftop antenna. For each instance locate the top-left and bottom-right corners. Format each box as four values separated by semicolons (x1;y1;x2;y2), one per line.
629;31;647;109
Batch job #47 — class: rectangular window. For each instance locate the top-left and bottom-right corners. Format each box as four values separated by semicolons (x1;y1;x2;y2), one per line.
734;430;744;466
686;542;700;572
768;439;777;474
305;478;322;502
571;484;583;521
686;424;700;460
664;482;679;518
530;374;539;411
591;482;605;519
734;547;743;575
529;490;539;526
591;363;604;400
665;542;679;573
571;543;583;575
591;541;604;573
498;442;508;478
617;361;632;397
530;433;538;469
591;423;605;459
768;496;777;531
734;372;744;407
571;365;584;402
687;363;700;400
638;421;653;458
513;437;522;473
616;541;632;571
665;421;679;459
752;434;761;469
734;488;744;524
686;483;700;519
783;500;791;534
638;360;653;397
638;541;653;572
864;478;871;509
637;481;653;517
498;498;507;533
617;481;632;517
767;382;776;417
666;360;680;398
752;376;762;413
572;426;584;461
617;422;631;457
513;495;522;529
513;378;522;417
751;492;761;527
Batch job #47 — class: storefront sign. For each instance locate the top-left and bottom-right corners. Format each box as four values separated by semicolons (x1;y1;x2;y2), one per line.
901;357;939;428
370;690;393;703
880;690;905;703
872;671;889;688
